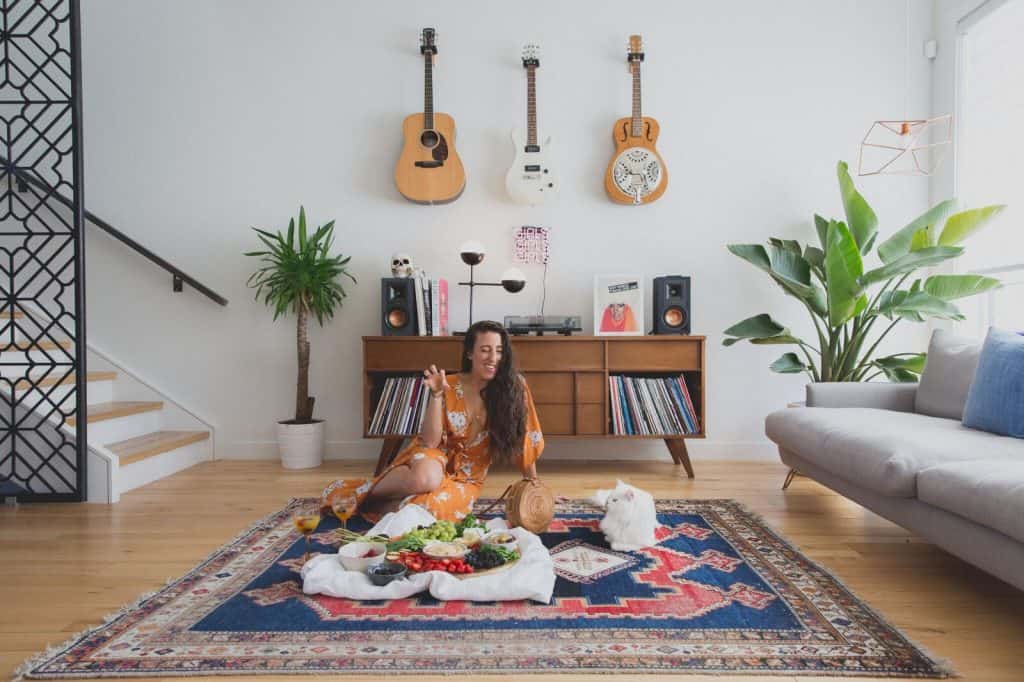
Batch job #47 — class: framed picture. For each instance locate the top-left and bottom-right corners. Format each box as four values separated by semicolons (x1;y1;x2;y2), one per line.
594;274;644;336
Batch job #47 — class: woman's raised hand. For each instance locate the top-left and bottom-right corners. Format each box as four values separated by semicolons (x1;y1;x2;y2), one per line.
423;365;447;394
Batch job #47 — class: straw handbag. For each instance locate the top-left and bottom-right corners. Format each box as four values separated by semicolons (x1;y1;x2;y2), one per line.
481;478;555;534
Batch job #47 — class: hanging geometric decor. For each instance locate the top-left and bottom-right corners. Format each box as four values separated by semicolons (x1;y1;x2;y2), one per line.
857;115;952;176
512;225;550;265
857;0;952;178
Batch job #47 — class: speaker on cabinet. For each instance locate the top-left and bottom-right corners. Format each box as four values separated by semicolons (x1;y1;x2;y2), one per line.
381;278;418;336
652;275;691;334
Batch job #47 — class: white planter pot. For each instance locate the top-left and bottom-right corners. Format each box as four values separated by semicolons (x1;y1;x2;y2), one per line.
277;420;325;469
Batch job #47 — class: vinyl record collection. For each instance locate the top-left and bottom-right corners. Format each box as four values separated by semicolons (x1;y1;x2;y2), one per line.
368;376;430;436
609;374;700;435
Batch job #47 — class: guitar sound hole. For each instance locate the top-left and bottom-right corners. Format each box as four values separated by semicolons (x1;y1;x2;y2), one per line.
420;130;440;148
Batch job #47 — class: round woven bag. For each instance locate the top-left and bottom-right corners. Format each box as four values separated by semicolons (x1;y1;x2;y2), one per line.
491;478;555;534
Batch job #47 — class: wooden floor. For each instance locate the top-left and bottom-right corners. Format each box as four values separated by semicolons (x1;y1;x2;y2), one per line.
2;459;1023;681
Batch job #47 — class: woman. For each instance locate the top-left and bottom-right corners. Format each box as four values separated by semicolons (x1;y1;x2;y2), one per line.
321;320;544;522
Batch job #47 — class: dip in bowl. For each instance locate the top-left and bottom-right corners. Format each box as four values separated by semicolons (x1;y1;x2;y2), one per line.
482;530;518;554
422;540;469;560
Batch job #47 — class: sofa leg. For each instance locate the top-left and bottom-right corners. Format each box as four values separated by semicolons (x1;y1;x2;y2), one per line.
782;468;798;490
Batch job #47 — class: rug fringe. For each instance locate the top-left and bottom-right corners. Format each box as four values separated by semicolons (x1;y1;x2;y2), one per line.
14;501;298;680
713;498;959;678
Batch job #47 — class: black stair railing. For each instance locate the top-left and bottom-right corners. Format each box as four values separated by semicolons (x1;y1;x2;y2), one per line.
2;158;229;307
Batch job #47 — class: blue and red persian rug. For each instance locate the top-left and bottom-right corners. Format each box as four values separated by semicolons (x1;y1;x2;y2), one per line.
19;498;950;678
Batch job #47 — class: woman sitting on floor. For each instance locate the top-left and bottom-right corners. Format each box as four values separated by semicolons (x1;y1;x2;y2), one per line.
322;320;544;522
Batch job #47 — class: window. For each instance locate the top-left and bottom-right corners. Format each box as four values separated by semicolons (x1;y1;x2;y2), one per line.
956;0;1024;334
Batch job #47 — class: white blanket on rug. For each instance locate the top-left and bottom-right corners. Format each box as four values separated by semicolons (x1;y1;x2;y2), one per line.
301;504;557;604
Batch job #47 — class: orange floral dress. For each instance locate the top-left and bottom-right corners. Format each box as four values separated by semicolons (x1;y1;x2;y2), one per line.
321;373;545;523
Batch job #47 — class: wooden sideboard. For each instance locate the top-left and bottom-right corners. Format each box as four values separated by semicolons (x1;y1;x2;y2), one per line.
363;335;705;477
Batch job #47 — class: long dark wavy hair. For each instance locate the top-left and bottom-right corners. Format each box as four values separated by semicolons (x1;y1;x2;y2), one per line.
461;320;526;464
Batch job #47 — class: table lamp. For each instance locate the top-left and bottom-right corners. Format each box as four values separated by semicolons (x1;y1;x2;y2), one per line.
458;241;525;327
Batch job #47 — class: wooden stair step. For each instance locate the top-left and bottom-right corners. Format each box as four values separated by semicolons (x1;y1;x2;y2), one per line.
0;339;72;352
14;371;116;390
107;430;210;466
66;401;163;427
0;311;25;319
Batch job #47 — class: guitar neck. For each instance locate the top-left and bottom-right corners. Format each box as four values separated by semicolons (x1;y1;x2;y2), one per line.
631;61;642;137
424;52;434;130
526;65;537;147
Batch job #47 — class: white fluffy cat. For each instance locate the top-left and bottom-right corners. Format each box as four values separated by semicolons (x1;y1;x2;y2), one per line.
589;480;660;552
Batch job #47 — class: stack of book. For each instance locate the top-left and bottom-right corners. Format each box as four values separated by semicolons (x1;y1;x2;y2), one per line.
368;376;429;436
413;272;448;336
609;375;700;435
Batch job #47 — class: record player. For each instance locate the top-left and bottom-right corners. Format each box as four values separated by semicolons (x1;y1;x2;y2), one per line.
504;315;582;336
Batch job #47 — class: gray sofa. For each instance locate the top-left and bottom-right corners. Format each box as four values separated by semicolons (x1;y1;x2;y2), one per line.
766;378;1024;592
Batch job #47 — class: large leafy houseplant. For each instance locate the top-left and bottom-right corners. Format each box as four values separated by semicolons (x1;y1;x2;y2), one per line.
723;161;1004;382
246;206;356;424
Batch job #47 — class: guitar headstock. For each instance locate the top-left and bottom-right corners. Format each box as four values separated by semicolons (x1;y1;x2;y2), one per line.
627;34;644;63
521;43;540;69
420;27;438;56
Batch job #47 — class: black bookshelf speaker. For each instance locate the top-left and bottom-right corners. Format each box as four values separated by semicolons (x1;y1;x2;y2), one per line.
381;277;418;336
653;276;691;334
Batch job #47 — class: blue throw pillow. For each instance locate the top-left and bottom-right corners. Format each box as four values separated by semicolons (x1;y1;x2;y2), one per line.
962;328;1024;438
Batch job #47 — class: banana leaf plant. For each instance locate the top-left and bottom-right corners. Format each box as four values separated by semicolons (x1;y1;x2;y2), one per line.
723;161;1004;383
246;207;356;423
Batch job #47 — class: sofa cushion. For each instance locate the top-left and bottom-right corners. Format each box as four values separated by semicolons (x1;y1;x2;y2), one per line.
918;460;1024;544
766;407;1024;497
915;329;980;420
962;328;1024;438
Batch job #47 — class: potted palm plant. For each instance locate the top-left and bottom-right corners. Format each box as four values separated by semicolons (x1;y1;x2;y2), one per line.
723;161;1004;382
246;206;356;469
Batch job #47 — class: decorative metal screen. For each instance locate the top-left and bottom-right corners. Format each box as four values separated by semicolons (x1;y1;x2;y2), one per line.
0;0;86;501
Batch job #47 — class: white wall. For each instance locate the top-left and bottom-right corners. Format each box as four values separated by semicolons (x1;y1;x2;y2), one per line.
81;0;934;463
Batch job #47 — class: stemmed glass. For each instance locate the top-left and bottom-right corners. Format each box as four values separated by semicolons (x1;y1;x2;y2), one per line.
292;503;322;564
331;492;358;533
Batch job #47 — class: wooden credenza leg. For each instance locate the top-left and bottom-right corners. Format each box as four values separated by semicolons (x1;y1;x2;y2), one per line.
665;439;695;479
782;468;799;490
374;438;405;477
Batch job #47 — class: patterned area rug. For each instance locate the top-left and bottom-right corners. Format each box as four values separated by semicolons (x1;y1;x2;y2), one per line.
19;498;951;678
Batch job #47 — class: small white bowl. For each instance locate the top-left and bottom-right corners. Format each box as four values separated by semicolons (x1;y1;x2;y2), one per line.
337;542;387;572
482;530;518;554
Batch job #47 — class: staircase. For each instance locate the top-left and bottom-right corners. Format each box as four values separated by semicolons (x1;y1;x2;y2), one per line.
3;309;214;503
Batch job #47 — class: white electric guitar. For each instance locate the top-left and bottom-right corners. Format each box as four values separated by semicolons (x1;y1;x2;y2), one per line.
505;44;558;205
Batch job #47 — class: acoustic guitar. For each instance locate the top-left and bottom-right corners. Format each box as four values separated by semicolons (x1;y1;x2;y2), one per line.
604;35;668;205
394;28;466;204
505;44;558;205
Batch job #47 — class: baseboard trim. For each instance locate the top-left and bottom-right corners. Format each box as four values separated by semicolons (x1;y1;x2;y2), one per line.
218;439;778;462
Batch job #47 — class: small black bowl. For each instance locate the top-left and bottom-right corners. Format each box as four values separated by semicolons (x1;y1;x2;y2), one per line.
367;561;407;586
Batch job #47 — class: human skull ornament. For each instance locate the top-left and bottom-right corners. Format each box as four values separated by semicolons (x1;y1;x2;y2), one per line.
390;253;414;278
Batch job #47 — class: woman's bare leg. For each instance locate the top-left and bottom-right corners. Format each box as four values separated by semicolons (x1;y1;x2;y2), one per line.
364;458;444;509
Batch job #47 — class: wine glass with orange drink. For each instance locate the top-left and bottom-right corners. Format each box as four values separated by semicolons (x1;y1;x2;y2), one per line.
292;503;322;564
331;492;358;532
